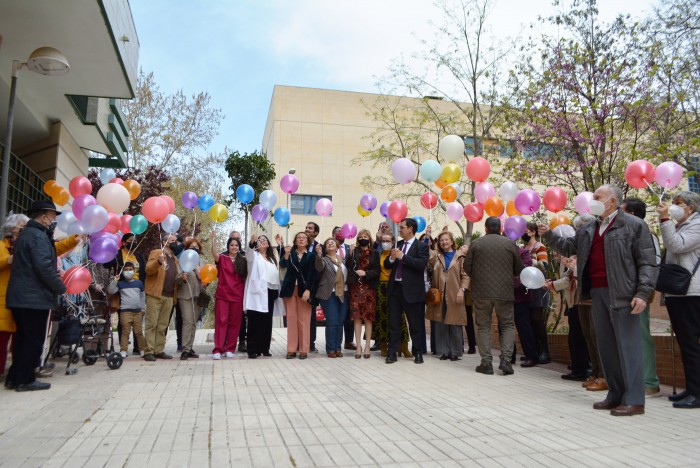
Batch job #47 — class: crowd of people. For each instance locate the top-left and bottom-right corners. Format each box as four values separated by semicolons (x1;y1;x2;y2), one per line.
1;184;699;415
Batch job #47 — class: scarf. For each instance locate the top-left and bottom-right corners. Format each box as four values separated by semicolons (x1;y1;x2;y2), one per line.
328;255;345;301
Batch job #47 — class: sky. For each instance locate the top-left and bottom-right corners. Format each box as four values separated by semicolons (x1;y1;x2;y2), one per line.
130;0;657;164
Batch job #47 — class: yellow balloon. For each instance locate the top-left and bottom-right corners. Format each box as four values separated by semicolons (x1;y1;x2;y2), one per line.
209;203;228;222
357;205;370;217
441;163;461;184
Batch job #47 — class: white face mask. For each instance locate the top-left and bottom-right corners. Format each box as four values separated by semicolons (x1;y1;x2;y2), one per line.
588;199;606;217
381;242;392;250
123;271;134;279
669;204;685;221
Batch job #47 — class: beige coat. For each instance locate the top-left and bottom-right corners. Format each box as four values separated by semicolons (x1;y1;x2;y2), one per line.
426;250;469;325
552;258;579;307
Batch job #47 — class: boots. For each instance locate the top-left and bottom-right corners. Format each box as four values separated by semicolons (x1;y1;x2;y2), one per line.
399;342;413;358
380;342;387;357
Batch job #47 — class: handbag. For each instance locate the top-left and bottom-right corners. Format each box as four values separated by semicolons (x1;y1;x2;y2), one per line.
426;287;442;305
655;255;700;295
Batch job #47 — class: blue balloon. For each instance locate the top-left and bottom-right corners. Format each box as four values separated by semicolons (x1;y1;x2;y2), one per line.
273;207;290;227
236;184;255;205
413;215;427;233
197;194;215;212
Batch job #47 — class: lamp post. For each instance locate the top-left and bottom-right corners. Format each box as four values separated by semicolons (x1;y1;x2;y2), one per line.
0;47;70;221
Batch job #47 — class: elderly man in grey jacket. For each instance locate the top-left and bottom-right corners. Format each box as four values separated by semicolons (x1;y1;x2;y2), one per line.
539;184;658;416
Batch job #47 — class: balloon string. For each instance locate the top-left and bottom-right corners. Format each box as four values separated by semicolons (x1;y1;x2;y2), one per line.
114;223;154;280
192;211;197;238
643;178;659;197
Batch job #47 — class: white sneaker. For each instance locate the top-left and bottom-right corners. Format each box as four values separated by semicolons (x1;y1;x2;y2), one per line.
225;352;235;358
120;351;127;359
212;353;222;360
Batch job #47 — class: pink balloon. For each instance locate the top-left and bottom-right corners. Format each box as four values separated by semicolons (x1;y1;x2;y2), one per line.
474;182;495;204
574;192;593;214
514;189;541;215
142;197;169;223
542;187;568;213
463;203;484;223
341;223;358;239
654;161;683;189
72;194;97;220
120;215;132;234
625;160;656;189
109;178;124;185
420;192;438;209
105;212;121;234
280;174;300;194
63;266;92;294
160;195;176;214
446;202;463;222
391;158;417;184
69;176;93;198
387;200;408;223
465;157;491;182
315;198;333;217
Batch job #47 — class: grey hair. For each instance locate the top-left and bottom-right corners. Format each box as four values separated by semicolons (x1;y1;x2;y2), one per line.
600;184;623;207
573;214;595;230
2;213;29;237
673;191;700;213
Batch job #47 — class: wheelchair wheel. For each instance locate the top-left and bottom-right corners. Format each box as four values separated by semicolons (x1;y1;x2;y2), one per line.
82;349;98;365
106;352;123;370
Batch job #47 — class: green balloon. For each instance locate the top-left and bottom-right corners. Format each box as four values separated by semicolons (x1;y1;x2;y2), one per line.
130;214;148;235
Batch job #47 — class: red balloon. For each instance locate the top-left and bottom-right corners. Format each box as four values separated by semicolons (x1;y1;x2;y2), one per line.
387;200;408;223
104;212;121;234
109;178;124;185
120;215;132;234
63;266;92;295
542;187;568;213
68;176;92;198
624;160;656;189
463;203;484;223
160;195;176;214
142;197;169;223
465;157;491;182
420;192;438;209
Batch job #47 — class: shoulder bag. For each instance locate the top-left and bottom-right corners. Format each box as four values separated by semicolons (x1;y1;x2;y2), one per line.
656;254;700;296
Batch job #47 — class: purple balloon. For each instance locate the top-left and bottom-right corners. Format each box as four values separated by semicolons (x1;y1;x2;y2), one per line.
315;198;333;217
340;222;358;239
379;201;390;218
90;237;119;263
251;204;269;223
181;191;198;210
503;216;527;240
514;189;541;215
280;174;300;194
360;194;377;211
72;194;96;220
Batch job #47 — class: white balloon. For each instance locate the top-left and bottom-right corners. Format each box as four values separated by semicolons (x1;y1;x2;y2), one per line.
161;214;181;233
179;250;200;273
259;190;278;210
438;135;465;162
66;220;87;236
499;181;519;203
553;224;576;238
57;212;77;233
520;266;545;289
99;168;116;185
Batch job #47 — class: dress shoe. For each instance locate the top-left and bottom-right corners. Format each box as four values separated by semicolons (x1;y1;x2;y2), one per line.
385;354;398;364
439;354;449;360
586;378;609;392
520;359;537;368
593;398;620;410
247;353;258;359
645;387;662;398
538;353;551;364
299;353;308;360
155;352;172;359
414;354;424;364
669;390;690;402
16;381;51;392
327;352;337;358
180;352;189;360
262;352;272;357
370;342;380;351
475;363;494;375
449;355;460;361
189;350;200;358
611;404;645;416
673;394;700;409
143;354;156;362
344;343;357;351
582;376;596;388
561;372;587;381
499;359;514;375
4;380;17;390
336;351;343;358
466;347;476;354
286;352;297;359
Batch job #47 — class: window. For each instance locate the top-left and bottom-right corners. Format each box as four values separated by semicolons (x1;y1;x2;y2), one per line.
689;157;700;194
291;194;332;216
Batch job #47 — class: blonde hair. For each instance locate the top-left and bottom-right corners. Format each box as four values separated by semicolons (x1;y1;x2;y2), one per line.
356;229;373;245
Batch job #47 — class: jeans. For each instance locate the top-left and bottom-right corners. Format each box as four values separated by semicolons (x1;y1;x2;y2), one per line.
320;293;347;353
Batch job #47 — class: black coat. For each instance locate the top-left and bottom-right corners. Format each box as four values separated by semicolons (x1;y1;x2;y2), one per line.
7;220;66;309
384;238;429;303
345;247;381;290
279;249;317;298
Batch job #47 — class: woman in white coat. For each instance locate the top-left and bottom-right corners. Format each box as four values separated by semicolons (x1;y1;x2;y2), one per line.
244;234;280;359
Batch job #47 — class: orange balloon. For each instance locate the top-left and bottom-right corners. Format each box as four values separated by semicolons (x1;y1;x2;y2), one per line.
43;180;60;197
506;200;521;217
52;188;70;206
123;179;141;200
484;196;504;217
549;213;572;230
200;264;218;284
435;177;446;189
441;185;457;202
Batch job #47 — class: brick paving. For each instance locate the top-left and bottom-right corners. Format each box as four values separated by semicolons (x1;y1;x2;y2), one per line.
0;328;698;467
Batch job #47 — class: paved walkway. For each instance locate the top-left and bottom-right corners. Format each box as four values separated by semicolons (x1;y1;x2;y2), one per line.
0;328;698;467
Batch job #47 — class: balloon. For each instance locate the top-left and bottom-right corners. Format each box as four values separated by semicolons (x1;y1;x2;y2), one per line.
543;187;568;213
514;189;541;215
109;178;124;185
99;168;116;185
520;266;546;289
504;216;527;240
553;224;576;238
360;193;377;211
315;198;333;217
91;231;120;246
655;161;684;188
341;223;358;239
441;163;461;184
104;212;122;234
68;176;92;198
484;196;504;217
123;179;141;200
120;215;133;234
181;191;198;210
161;214;181;233
81;205;109;233
379;201;390;218
179;250;200;273
43;180;60;197
72;194;97;220
434;177;446;189
474;182;495;204
506;200;522;217
441;185;458;202
391;158;417;184
549;213;572;230
624;160;656;189
130;214;148;235
413;216;427;233
96;183;130;214
387;200;408;223
160;195;175;214
273;207;291;226
259;190;278;210
447;202;463;222
66;220;87;236
499;182;519;203
251;204;269;223
197;194;215;212
419;160;442;182
209;204;228;223
280;174;300;194
438;135;465;162
236;184;254;204
200;264;218;284
574;192;594;214
357;205;370;217
142;196;169;223
56;212;77;233
52;188;70;206
463;203;484;223
63;266;92;294
420;192;438;209
90;236;119;263
465;157;491;182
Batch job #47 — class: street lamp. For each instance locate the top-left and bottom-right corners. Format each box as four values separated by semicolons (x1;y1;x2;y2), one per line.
0;47;70;221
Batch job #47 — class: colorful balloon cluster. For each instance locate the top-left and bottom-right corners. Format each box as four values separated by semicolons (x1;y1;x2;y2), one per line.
624;160;684;191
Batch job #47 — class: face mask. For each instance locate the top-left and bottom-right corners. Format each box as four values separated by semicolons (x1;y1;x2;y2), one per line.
169;242;184;256
381;242;392;250
588;200;605;217
123;271;134;279
358;238;370;247
125;242;136;250
669;204;685;221
521;234;531;243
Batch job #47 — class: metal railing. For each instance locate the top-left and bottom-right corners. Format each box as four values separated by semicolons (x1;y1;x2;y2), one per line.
0;142;45;216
